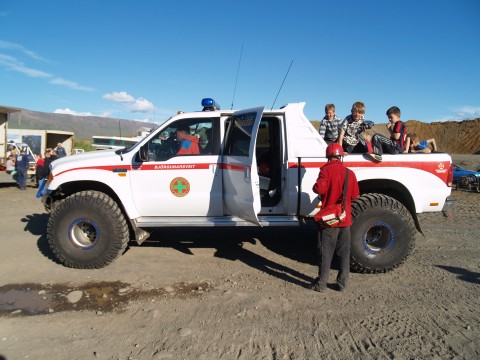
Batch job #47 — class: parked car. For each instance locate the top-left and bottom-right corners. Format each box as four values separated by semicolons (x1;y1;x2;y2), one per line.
452;164;480;183
452;164;480;192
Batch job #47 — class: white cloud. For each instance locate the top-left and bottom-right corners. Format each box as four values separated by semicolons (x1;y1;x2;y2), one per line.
50;77;95;92
0;54;51;78
454;106;480;120
103;91;135;103
0;40;45;61
54;108;114;117
433;106;480;122
99;111;112;118
54;108;94;116
129;98;155;113
103;91;156;114
0;39;95;92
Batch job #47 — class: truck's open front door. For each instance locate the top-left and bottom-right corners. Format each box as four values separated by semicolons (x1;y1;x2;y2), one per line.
222;107;264;226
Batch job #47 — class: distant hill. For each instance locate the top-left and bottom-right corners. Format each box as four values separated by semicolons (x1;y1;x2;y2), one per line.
402;119;480;154
6;109;157;140
312;118;480;154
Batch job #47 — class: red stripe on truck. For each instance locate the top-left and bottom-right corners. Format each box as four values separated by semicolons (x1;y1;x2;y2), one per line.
288;160;451;183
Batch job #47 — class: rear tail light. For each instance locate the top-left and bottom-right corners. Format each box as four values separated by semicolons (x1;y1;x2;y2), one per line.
446;163;453;187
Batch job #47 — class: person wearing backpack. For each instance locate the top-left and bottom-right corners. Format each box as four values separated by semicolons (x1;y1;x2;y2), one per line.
366;106;407;162
310;143;360;292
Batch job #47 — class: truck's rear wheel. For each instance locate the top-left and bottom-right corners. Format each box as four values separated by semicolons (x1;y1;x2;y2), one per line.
47;191;129;269
350;194;416;273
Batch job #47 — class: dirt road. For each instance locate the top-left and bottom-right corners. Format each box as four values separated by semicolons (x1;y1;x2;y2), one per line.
0;159;479;359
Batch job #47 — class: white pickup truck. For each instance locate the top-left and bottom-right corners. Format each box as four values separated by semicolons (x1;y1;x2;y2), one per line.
41;99;455;272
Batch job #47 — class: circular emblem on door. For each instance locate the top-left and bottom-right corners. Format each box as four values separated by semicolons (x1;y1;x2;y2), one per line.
170;177;190;197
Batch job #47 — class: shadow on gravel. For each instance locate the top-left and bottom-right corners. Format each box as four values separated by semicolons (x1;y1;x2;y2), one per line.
0;182;18;189
22;212;319;286
435;265;480;285
141;225;318;287
21;212;61;264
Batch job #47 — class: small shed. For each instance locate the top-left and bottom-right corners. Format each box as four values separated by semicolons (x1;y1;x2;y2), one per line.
0;105;22;167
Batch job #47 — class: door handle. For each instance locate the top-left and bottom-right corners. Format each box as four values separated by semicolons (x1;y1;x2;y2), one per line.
244;166;251;182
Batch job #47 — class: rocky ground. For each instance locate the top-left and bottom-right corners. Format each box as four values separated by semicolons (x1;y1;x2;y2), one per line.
0;155;479;360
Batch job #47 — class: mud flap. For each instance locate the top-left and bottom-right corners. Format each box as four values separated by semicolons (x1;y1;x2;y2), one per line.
134;227;151;245
442;197;457;218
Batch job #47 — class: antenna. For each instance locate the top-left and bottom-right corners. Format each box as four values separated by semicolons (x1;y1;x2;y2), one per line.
231;44;244;110
271;60;293;110
117;120;124;160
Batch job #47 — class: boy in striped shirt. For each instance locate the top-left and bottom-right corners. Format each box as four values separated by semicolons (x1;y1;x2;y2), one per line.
319;103;342;145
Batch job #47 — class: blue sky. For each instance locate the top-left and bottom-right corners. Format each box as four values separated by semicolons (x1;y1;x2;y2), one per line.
1;0;479;124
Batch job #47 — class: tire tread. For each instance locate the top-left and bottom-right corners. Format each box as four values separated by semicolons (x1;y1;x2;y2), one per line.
350;193;416;274
47;190;129;269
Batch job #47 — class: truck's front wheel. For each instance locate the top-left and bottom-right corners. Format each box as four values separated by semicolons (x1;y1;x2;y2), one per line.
350;194;416;273
47;191;129;269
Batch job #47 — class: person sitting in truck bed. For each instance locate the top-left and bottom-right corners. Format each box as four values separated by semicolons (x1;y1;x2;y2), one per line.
319;103;342;145
406;133;438;153
366;106;407;162
337;101;369;154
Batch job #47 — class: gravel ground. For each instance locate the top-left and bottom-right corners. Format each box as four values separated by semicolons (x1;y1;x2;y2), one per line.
0;155;479;360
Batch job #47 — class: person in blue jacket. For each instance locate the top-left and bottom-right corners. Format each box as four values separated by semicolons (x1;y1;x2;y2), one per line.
15;150;30;190
55;143;67;157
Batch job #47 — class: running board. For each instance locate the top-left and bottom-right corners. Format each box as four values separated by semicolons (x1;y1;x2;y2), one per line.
134;216;300;228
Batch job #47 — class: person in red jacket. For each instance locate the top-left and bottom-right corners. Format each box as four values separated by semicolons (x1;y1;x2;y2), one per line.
311;143;360;292
176;126;200;155
35;153;45;188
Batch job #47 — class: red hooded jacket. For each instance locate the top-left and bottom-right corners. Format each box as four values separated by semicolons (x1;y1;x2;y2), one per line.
312;159;360;227
177;135;200;155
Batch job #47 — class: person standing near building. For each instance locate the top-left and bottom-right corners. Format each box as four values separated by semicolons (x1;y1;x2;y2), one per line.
56;143;66;158
15;149;30;190
35;154;45;187
6;155;15;174
40;149;58;179
310;143;360;292
319;104;342;145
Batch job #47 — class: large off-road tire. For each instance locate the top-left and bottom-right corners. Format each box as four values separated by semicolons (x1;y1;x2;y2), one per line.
47;191;130;269
350;193;416;273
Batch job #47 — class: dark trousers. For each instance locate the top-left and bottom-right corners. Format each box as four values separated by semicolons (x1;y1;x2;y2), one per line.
371;133;399;155
316;226;351;287
17;168;28;189
343;141;367;154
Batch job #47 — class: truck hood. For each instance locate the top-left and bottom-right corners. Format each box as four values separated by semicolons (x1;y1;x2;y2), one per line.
50;149;128;176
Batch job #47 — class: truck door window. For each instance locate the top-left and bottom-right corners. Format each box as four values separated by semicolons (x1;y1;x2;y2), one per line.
224;112;256;156
143;119;215;162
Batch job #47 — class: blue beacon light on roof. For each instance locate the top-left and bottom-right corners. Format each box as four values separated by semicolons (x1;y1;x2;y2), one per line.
201;98;220;111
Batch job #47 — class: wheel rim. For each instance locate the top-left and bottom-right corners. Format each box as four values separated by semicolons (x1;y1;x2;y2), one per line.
68;218;100;250
361;221;395;255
